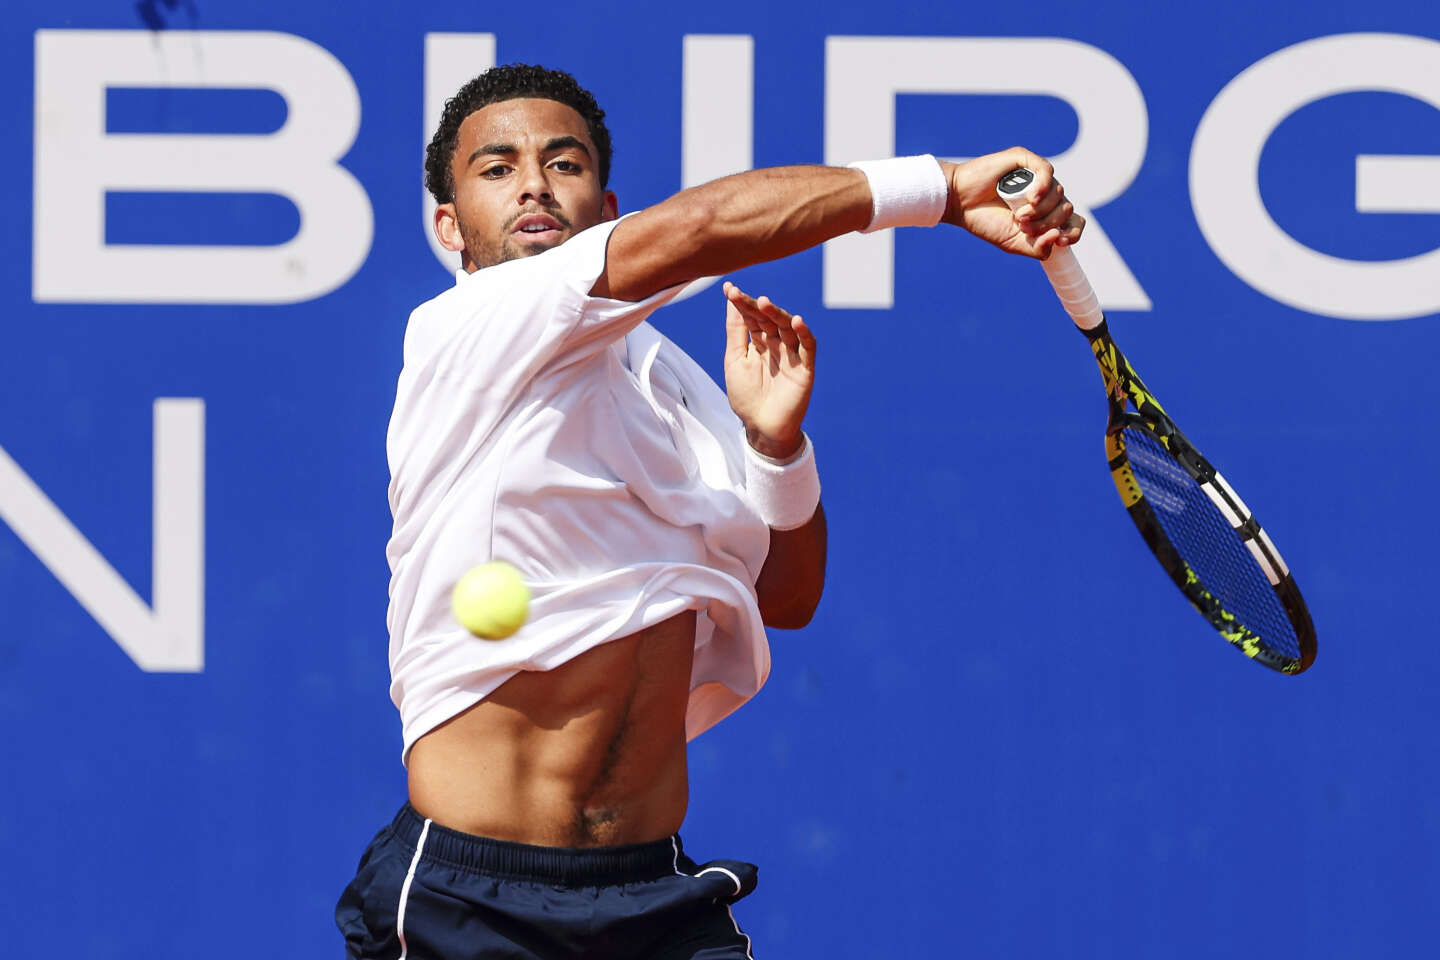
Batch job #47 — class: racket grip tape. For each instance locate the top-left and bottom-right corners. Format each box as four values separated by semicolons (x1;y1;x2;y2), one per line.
995;168;1104;331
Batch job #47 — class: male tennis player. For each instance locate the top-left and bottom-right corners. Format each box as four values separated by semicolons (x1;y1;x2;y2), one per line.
336;64;1082;959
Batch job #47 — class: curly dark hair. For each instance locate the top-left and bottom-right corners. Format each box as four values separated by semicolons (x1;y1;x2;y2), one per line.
424;64;613;204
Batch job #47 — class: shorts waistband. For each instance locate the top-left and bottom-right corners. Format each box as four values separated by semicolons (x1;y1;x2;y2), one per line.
390;804;684;887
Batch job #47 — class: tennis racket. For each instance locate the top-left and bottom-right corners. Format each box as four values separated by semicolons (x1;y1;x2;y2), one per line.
997;168;1316;674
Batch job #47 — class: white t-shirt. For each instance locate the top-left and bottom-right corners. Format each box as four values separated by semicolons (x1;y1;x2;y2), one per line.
386;218;774;763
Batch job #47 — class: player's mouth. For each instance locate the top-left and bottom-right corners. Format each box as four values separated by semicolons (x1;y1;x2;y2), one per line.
511;214;565;241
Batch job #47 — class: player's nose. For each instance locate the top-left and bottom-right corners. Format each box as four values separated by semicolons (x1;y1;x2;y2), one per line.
516;160;553;204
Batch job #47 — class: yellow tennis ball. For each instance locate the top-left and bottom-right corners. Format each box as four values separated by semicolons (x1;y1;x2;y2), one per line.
451;561;530;639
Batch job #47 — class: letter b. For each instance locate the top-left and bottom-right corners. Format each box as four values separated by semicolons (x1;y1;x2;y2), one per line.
33;30;372;304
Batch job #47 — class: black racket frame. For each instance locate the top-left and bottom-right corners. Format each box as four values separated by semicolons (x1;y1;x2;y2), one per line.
1085;321;1317;675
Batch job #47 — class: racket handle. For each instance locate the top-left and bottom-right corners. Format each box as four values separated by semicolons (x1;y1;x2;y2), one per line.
996;168;1104;331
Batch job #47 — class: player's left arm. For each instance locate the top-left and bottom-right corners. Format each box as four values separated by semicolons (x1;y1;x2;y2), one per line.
756;504;827;629
723;283;827;628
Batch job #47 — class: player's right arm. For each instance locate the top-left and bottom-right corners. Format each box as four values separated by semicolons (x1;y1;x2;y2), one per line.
592;147;1083;302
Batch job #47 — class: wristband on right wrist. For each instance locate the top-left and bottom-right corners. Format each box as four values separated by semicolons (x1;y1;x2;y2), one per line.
847;155;949;233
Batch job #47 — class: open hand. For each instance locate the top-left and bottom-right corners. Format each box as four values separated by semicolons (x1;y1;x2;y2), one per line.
940;147;1086;259
722;282;815;461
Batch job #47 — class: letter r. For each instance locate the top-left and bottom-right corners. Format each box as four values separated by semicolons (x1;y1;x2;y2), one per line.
823;36;1151;312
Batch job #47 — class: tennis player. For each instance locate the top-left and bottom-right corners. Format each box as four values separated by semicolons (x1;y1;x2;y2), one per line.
336;64;1082;959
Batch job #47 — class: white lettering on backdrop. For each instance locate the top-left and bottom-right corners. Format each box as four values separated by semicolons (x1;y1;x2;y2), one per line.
33;30;371;304
1191;32;1440;321
0;401;205;671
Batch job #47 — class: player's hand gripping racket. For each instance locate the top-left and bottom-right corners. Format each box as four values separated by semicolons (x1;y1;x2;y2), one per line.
997;168;1316;674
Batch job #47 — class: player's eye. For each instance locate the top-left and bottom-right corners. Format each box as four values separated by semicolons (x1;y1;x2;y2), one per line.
551;159;581;173
481;164;511;179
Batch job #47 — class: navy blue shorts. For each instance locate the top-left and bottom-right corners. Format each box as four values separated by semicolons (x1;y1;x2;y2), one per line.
336;805;758;959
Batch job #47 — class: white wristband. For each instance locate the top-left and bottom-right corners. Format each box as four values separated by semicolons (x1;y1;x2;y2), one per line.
743;433;821;531
847;155;949;233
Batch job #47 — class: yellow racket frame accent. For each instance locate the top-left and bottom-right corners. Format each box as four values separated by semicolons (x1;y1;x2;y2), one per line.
1087;322;1316;675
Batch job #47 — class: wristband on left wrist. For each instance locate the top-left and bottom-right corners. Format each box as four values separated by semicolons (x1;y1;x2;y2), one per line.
743;432;821;530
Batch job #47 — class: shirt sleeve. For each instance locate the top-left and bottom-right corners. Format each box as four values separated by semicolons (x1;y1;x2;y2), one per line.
429;217;686;385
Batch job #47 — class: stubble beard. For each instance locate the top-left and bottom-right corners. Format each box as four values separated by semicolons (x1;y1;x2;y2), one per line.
458;207;576;270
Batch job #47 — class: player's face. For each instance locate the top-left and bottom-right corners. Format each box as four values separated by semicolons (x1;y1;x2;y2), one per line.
438;98;617;271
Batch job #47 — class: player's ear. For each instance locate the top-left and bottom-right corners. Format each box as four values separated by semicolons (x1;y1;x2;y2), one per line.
601;190;618;223
434;202;465;253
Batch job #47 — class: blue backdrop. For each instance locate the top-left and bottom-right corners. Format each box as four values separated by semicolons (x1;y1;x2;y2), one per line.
3;1;1438;956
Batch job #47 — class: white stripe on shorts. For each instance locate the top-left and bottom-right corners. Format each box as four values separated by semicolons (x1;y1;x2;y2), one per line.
727;905;755;960
396;818;432;960
671;837;752;958
696;865;744;898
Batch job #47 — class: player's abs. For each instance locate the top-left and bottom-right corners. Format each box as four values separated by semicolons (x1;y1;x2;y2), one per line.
406;610;697;848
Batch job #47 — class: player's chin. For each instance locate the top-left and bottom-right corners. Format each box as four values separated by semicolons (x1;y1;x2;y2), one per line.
504;231;568;260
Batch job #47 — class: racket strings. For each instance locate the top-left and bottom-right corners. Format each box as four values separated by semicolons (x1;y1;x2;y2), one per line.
1122;426;1300;659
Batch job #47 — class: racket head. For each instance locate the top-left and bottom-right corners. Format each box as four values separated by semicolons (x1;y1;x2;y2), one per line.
1088;323;1317;674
